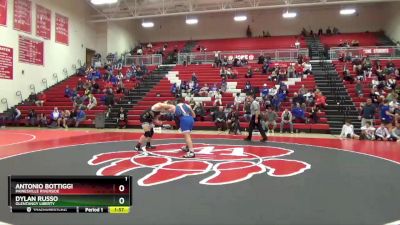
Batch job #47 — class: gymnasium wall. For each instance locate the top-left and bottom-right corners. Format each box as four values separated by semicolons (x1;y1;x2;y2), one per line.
383;2;400;43
133;3;389;42
0;0;97;112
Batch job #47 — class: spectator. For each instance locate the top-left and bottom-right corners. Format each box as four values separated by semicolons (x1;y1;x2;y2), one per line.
292;92;305;106
271;95;281;111
340;119;359;139
355;80;364;97
302;61;312;75
332;27;339;34
199;83;209;97
381;99;395;126
38;113;47;127
75;109;86;127
214;106;226;131
294;40;300;49
292;103;307;123
375;123;392;141
298;84;308;96
213;91;222;106
244;81;252;95
343;68;354;83
226;109;241;134
262;61;269;75
262;107;278;133
220;67;227;78
318;28;323;35
92;80;100;93
35;92;46;107
315;92;327;111
27;109;37;126
326;26;332;35
171;83;178;97
386;90;398;102
117;107;127;129
391;123;400;142
261;84;269;100
309;105;319;123
270;70;278;82
288;64;295;78
116;80;125;94
280;108;293;133
104;92;115;107
234;93;242;111
64;85;72;98
50;107;61;127
243;98;252;121
28;92;37;105
193;101;206;121
76;78;84;91
360;121;376;140
62;110;71;128
245;66;253;78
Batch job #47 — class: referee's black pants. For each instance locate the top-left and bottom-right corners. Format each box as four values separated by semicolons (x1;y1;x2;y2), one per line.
247;115;267;140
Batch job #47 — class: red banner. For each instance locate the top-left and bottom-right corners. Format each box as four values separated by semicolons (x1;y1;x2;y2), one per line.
18;35;44;65
13;0;32;33
0;0;7;26
55;13;68;45
36;4;51;40
0;45;13;80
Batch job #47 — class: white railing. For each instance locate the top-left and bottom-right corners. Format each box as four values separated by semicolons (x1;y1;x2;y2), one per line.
177;49;309;64
329;46;400;60
124;54;163;66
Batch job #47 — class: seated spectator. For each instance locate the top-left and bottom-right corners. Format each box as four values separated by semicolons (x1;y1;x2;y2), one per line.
294;40;300;49
192;82;201;96
214;106;226;131
27;109;37;126
351;40;359;46
245;66;253;78
309;105;319;123
199;83;209;97
304;90;315;106
171;83;178;97
391;122;400;142
220;79;227;92
64;85;73;98
49;107;61;127
92;80;100;93
147;42;152;49
226;109;241;134
292;92;305;107
243;98;252;121
271;95;281;111
332;27;339;34
360;121;376;140
244;81;252;95
87;95;97;110
302;61;312;75
298;84;308;96
315;92;327;111
193;102;206;121
387;76;397;90
226;68;237;79
213;91;222;106
280;108;293;133
116;80;125;94
28;92;37;105
10;107;21;125
343;68;354;84
262;61;269;75
117;107;127;129
261;84;269;100
240;57;248;66
340;119;359;139
277;67;287;82
35;92;46;107
61;110;71;128
287;64;295;78
38;113;47;127
355;80;364;97
270;70;278;82
375;123;393;141
262;107;278;133
75;109;86;127
326;26;332;35
292;103;307;123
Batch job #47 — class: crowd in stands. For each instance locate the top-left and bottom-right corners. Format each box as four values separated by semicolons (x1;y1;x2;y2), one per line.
301;26;340;37
170;55;325;134
1;61;150;129
340;59;400;142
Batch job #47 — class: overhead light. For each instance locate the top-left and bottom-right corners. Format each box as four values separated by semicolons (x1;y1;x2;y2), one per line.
234;15;247;22
340;8;356;15
186;18;198;25
142;21;154;28
90;0;118;5
282;10;297;18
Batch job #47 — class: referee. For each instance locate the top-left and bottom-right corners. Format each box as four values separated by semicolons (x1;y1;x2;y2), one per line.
244;95;268;142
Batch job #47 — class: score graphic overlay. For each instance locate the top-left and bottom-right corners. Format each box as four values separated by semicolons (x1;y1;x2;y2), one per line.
8;176;131;213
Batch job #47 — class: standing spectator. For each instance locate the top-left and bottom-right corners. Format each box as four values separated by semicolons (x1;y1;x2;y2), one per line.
360;121;375;140
213;91;222;106
117;107;127;129
280;108;293;133
75;109;86;127
35;92;46;107
243;95;268;142
339;119;359;139
360;99;376;127
263;108;278;133
381;99;395;126
234;93;242;111
27;109;37;126
355;80;364;97
375;123;392;141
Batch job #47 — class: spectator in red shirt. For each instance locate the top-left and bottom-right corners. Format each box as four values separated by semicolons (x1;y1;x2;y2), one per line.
315;91;327;112
35;92;46;107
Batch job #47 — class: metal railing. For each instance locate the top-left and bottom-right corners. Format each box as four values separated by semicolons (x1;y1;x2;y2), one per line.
53;73;58;83
124;54;163;66
42;78;48;89
16;91;22;102
63;68;68;78
1;98;8;110
329;46;400;60
177;49;309;64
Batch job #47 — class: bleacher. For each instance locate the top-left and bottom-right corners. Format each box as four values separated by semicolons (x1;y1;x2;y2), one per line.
128;63;330;132
332;59;400;126
319;32;380;48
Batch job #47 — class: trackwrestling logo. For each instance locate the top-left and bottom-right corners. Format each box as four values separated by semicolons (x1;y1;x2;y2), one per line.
88;143;311;186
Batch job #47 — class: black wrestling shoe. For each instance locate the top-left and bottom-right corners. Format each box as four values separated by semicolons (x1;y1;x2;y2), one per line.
181;146;189;152
134;146;144;152
260;137;268;142
146;145;156;149
183;152;195;158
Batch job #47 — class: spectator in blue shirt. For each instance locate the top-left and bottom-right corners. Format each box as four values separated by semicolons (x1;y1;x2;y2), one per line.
75;109;86;127
261;84;269;99
292;103;307;123
64;85;72;98
380;99;395;125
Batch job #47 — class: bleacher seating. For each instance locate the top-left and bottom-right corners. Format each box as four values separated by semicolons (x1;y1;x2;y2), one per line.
129;63;330;132
319;32;380;48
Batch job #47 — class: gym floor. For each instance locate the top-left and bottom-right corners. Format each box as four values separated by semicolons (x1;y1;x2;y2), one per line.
1;128;399;225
